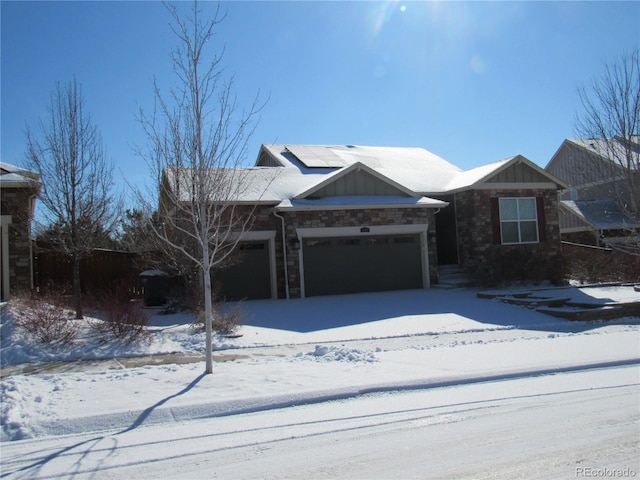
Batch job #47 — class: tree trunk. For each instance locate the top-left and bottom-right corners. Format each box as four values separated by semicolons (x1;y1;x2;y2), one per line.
200;199;214;374
203;264;213;374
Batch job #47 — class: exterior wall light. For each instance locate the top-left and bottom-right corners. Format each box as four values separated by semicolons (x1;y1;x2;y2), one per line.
291;238;301;251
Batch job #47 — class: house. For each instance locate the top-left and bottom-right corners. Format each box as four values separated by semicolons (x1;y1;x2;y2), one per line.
162;145;566;300
0;162;40;300
545;137;640;247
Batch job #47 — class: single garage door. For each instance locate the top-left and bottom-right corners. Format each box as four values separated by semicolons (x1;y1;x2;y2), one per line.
303;234;423;297
212;240;271;300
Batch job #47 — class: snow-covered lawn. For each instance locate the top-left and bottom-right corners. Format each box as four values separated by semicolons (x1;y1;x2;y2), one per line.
1;286;639;478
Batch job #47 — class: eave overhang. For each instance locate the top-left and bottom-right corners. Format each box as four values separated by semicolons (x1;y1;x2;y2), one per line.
275;195;448;212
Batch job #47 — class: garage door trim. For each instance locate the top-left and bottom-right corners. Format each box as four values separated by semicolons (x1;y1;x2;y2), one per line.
296;224;430;297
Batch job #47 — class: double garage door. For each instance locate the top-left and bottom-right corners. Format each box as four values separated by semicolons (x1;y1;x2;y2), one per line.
302;234;423;297
213;233;425;299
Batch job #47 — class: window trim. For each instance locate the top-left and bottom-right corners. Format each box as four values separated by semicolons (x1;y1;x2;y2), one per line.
498;197;539;245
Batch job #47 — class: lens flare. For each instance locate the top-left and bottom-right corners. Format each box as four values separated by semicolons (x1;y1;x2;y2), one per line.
370;1;402;38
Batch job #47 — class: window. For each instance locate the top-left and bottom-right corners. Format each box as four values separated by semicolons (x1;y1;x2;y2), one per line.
499;197;538;244
570;189;579;201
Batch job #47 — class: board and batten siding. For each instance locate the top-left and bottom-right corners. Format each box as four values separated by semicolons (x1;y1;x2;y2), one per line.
308;170;408;198
486;162;550;184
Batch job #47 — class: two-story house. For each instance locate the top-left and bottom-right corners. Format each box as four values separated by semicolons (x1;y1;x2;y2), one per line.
545;136;639;248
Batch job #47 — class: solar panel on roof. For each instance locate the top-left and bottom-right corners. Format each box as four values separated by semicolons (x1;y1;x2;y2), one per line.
285;145;347;168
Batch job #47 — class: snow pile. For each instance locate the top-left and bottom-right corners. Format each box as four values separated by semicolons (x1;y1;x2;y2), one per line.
0;378;32;441
296;344;378;362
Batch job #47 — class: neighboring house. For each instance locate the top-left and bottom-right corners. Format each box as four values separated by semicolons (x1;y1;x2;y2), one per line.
545;137;640;247
161;144;566;300
0;162;40;301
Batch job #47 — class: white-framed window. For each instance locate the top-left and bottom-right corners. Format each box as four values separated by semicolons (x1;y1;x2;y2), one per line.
499;197;539;244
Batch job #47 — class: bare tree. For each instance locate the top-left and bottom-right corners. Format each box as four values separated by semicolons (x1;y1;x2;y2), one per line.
575;49;640;216
26;78;120;319
136;2;265;374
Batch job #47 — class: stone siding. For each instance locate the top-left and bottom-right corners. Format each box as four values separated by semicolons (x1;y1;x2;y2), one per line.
1;187;36;295
455;189;563;285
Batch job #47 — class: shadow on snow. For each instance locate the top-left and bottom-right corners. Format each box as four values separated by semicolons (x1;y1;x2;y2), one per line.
236;287;639;334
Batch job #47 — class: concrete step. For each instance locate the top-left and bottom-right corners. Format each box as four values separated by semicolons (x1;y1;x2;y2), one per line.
435;265;475;289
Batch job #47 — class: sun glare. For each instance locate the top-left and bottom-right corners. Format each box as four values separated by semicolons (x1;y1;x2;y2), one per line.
369;1;458;41
370;1;402;38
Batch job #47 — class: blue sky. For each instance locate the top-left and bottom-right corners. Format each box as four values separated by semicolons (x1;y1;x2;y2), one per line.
2;1;639;203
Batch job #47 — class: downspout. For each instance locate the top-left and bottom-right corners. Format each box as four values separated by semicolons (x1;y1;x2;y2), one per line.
424;224;431;289
273;210;290;299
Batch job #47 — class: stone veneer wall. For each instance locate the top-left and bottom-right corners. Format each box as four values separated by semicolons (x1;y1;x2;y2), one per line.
1;187;36;294
455;189;563;285
249;206;438;298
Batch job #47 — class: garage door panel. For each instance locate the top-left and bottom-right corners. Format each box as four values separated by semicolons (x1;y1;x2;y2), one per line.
213;240;271;300
303;234;423;297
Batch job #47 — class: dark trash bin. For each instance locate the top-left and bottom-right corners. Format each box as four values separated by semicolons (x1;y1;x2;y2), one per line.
139;270;169;306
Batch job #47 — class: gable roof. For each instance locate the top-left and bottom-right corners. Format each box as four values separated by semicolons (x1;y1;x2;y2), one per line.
260;144;462;194
260;145;565;197
294;162;418;199
570;136;640;161
547;136;640;173
162;144;566;206
444;155;568;192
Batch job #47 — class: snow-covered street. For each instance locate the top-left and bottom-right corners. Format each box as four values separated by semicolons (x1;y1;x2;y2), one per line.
1;286;639;479
1;366;638;479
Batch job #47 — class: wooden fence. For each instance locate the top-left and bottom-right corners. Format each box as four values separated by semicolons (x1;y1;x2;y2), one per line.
561;241;640;283
33;245;141;295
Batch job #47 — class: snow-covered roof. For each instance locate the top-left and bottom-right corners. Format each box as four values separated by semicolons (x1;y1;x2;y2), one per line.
260;144;463;195
562;136;640;170
162;166;327;203
0;162;40;187
162;144;564;207
560;200;638;230
445;155;568;192
443;157;515;192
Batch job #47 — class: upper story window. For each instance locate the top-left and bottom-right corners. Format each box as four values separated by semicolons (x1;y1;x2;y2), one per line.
499;197;539;244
